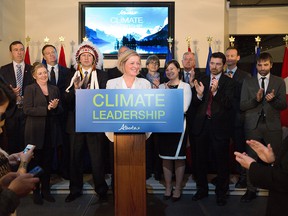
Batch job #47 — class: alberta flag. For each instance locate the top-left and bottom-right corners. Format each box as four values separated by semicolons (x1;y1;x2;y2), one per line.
205;46;212;75
252;46;261;77
281;46;288;127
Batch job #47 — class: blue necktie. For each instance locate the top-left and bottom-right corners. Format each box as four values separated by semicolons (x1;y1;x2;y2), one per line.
16;64;23;96
185;72;190;83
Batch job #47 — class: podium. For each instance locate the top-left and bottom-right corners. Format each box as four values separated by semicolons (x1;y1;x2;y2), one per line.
75;89;183;216
114;133;146;216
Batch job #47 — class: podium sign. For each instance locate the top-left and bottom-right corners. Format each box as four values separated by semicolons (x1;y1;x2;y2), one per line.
76;89;183;133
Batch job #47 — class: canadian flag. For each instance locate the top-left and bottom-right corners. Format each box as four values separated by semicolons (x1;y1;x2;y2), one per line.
24;46;31;65
58;45;67;67
281;46;288;127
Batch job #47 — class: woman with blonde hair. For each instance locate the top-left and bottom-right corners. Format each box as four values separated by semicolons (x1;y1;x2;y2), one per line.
23;63;63;205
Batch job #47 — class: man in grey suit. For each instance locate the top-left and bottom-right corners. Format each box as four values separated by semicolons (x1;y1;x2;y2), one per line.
240;52;287;202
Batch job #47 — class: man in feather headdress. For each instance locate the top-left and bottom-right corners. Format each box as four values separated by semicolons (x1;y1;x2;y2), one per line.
64;41;109;203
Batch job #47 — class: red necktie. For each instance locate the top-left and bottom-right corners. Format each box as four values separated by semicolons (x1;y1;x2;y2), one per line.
206;76;216;118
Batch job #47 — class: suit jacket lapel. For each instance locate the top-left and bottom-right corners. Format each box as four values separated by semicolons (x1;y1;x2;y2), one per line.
266;74;274;94
8;63;17;86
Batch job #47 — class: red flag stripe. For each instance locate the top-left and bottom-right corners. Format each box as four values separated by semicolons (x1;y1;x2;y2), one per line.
24;46;31;65
58;45;67;67
281;47;288;127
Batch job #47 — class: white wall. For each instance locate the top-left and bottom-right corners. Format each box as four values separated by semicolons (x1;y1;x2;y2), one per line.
229;6;288;34
0;0;287;68
0;0;25;64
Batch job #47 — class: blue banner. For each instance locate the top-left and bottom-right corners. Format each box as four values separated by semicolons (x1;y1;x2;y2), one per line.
76;89;183;133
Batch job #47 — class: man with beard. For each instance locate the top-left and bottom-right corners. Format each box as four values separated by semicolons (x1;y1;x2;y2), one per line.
240;52;287;202
191;52;235;206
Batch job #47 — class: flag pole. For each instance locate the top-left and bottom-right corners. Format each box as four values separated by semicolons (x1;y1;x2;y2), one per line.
24;36;31;65
252;36;261;76
58;36;67;67
205;36;213;75
280;35;288;128
186;36;191;52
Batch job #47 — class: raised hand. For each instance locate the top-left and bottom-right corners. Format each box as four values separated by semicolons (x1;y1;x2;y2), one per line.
73;75;84;89
210;78;218;93
246;140;275;163
256;88;264;102
48;99;59;110
265;89;275;102
8;173;39;198
234;152;256;169
194;80;204;97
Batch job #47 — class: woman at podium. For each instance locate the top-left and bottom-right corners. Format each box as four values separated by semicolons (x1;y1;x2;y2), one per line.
105;49;151;191
105;49;151;142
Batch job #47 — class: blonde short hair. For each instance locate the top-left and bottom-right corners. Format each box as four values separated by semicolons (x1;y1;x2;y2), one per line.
117;49;141;74
31;62;46;76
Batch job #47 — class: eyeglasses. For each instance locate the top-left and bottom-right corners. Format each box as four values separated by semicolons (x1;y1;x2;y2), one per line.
0;113;6;121
149;62;159;66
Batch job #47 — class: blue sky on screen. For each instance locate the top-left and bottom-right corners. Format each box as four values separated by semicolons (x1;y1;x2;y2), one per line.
85;7;168;39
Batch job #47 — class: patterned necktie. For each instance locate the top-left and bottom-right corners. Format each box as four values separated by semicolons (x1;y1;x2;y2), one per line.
185;72;190;83
16;64;23;96
50;67;56;85
82;71;89;89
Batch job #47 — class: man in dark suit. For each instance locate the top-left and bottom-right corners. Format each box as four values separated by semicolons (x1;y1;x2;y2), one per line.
42;44;72;178
107;46;129;80
191;52;235;206
0;41;33;155
64;41;109;203
225;46;251;188
235;137;288;215
240;52;287;202
42;44;71;100
181;51;204;177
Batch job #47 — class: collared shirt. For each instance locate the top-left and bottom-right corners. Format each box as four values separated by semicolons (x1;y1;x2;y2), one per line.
183;70;192;83
47;64;59;84
81;67;92;78
226;66;237;77
257;73;270;93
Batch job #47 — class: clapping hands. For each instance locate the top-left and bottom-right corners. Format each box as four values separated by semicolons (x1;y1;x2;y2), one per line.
48;99;59;110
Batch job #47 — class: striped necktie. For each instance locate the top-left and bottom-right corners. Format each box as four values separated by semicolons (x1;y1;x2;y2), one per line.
16;64;23;96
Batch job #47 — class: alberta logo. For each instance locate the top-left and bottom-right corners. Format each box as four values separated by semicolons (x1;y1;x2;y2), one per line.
118;124;140;131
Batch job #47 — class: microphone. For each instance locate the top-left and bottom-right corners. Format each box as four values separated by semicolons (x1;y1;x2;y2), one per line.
138;72;159;88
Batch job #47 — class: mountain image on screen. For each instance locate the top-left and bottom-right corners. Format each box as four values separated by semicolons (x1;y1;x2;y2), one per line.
85;24;168;55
